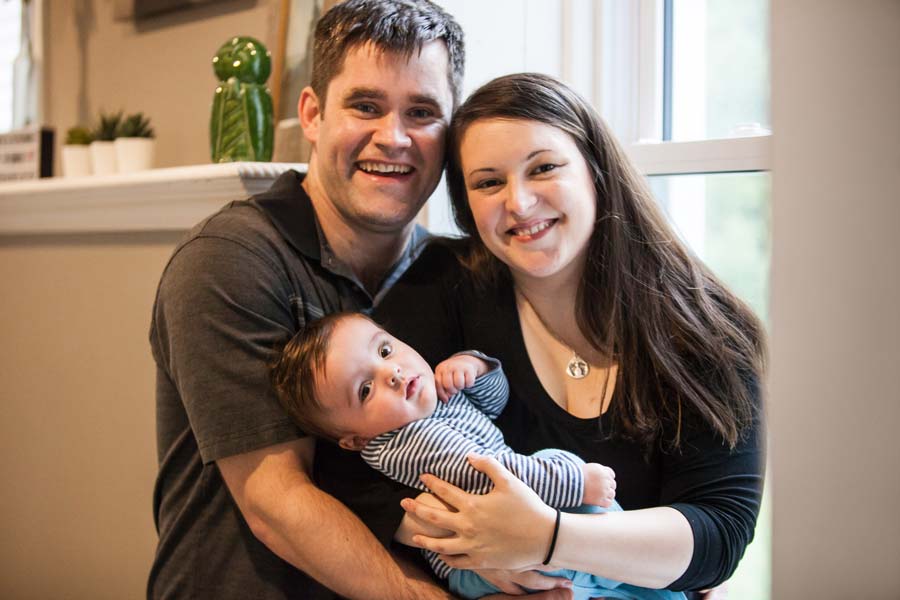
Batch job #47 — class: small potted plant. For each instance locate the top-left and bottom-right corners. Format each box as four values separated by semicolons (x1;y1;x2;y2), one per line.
115;112;155;173
90;110;122;175
61;126;93;177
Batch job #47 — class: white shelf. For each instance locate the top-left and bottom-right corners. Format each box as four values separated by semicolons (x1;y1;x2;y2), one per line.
0;162;307;235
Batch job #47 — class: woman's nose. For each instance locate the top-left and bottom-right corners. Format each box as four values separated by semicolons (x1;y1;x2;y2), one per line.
504;180;538;216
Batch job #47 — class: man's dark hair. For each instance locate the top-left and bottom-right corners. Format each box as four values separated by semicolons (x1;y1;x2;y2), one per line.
310;0;465;106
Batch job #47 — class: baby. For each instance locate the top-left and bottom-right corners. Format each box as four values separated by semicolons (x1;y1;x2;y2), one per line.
271;312;685;600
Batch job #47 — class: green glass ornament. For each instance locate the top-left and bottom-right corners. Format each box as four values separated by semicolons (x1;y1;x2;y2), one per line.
210;36;274;162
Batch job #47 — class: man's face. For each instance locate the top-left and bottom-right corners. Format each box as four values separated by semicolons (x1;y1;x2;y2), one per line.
300;41;454;235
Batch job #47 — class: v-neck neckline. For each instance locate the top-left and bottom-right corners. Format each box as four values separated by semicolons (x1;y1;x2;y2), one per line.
495;282;607;428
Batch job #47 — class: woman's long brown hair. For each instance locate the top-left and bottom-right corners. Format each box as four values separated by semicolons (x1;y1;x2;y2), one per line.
445;73;766;450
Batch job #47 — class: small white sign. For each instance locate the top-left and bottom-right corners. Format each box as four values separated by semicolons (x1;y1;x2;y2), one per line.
0;126;54;182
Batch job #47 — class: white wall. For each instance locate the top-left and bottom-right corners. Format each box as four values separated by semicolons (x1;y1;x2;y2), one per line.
426;0;577;234
769;1;900;597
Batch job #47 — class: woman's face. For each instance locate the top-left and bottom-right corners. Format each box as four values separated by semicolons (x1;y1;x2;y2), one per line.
459;118;597;287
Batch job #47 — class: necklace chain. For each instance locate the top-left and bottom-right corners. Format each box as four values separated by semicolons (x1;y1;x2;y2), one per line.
518;291;591;380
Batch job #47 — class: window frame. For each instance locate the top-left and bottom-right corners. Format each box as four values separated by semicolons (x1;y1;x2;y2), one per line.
575;0;773;177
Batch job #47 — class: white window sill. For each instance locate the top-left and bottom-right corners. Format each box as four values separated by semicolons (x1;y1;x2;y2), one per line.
0;162;307;235
627;135;772;176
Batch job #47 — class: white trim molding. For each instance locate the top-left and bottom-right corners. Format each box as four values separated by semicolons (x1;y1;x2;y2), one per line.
627;134;773;176
0;162;306;235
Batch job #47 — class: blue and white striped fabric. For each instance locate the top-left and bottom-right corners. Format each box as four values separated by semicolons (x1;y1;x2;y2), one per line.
361;354;586;579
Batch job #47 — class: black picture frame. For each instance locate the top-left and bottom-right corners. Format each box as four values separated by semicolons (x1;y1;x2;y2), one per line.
134;0;220;20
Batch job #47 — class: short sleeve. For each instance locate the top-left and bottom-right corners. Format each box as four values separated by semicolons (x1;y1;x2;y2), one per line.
151;235;302;463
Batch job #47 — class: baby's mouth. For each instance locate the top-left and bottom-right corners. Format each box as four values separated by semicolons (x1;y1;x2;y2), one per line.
405;376;420;399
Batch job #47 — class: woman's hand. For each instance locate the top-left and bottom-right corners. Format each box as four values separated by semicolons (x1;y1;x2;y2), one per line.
394;492;455;546
400;454;557;571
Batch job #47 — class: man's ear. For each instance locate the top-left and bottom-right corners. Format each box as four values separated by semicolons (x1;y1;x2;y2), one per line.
298;86;321;145
338;435;370;451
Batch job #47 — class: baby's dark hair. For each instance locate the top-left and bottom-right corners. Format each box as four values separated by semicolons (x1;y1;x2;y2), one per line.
271;312;374;441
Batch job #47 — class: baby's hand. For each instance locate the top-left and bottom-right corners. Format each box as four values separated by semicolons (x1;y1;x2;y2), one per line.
434;354;489;402
582;463;616;507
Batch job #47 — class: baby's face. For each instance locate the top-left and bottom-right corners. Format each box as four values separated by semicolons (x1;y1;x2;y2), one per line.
316;315;438;450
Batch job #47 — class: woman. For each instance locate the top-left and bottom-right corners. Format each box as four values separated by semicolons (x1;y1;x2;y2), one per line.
375;73;765;597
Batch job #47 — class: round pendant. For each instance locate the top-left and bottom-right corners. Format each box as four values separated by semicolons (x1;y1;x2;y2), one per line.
566;355;590;379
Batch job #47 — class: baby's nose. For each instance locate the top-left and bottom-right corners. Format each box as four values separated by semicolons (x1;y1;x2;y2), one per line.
387;365;402;386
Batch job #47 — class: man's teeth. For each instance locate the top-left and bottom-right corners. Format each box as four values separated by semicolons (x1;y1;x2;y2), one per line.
511;221;553;237
358;161;412;174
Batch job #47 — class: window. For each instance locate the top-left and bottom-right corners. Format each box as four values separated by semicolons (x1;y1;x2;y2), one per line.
614;2;772;597
0;0;23;133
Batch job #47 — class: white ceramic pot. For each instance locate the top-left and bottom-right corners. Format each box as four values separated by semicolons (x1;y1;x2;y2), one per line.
115;137;155;173
61;145;92;178
90;140;118;175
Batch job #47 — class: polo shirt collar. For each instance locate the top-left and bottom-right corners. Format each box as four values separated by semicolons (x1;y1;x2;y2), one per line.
250;169;321;260
250;168;430;299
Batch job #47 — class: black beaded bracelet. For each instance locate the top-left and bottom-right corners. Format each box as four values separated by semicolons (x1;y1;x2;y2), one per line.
542;508;562;565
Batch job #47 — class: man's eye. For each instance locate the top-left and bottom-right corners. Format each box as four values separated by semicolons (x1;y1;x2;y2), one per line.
408;107;434;119
353;103;378;114
359;381;372;401
379;342;393;358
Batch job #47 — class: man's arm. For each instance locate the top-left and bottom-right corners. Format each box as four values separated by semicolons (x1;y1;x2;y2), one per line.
217;437;453;600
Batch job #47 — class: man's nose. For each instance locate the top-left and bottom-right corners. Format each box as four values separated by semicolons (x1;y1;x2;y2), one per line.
372;112;413;150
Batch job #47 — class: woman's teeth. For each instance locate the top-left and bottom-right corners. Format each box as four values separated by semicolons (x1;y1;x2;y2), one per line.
510;220;553;237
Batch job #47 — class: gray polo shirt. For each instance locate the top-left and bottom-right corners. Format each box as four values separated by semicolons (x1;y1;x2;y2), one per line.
148;170;427;599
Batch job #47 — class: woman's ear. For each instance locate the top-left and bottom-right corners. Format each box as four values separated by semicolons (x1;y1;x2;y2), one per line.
298;86;321;145
338;435;370;451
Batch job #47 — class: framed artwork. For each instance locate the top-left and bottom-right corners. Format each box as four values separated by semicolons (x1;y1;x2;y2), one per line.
133;0;221;19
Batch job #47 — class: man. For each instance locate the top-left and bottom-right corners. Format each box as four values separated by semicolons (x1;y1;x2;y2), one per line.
148;1;464;598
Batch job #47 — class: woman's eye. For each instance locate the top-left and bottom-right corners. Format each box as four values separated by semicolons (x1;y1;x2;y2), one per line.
473;178;502;190
532;163;559;175
379;342;393;358
359;381;372;401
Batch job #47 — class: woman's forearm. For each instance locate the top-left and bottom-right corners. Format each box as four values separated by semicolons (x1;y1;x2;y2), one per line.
549;506;693;589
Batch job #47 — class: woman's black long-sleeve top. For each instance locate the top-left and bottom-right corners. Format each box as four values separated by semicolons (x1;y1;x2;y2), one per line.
372;242;765;592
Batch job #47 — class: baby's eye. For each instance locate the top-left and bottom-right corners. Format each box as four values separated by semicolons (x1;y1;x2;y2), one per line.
379;342;393;358
359;381;373;401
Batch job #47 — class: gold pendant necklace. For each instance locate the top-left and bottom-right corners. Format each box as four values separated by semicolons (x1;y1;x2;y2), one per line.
518;290;591;380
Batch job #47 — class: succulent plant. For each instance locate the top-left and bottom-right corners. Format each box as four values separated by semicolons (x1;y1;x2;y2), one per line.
65;126;93;145
118;112;155;138
93;110;123;141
